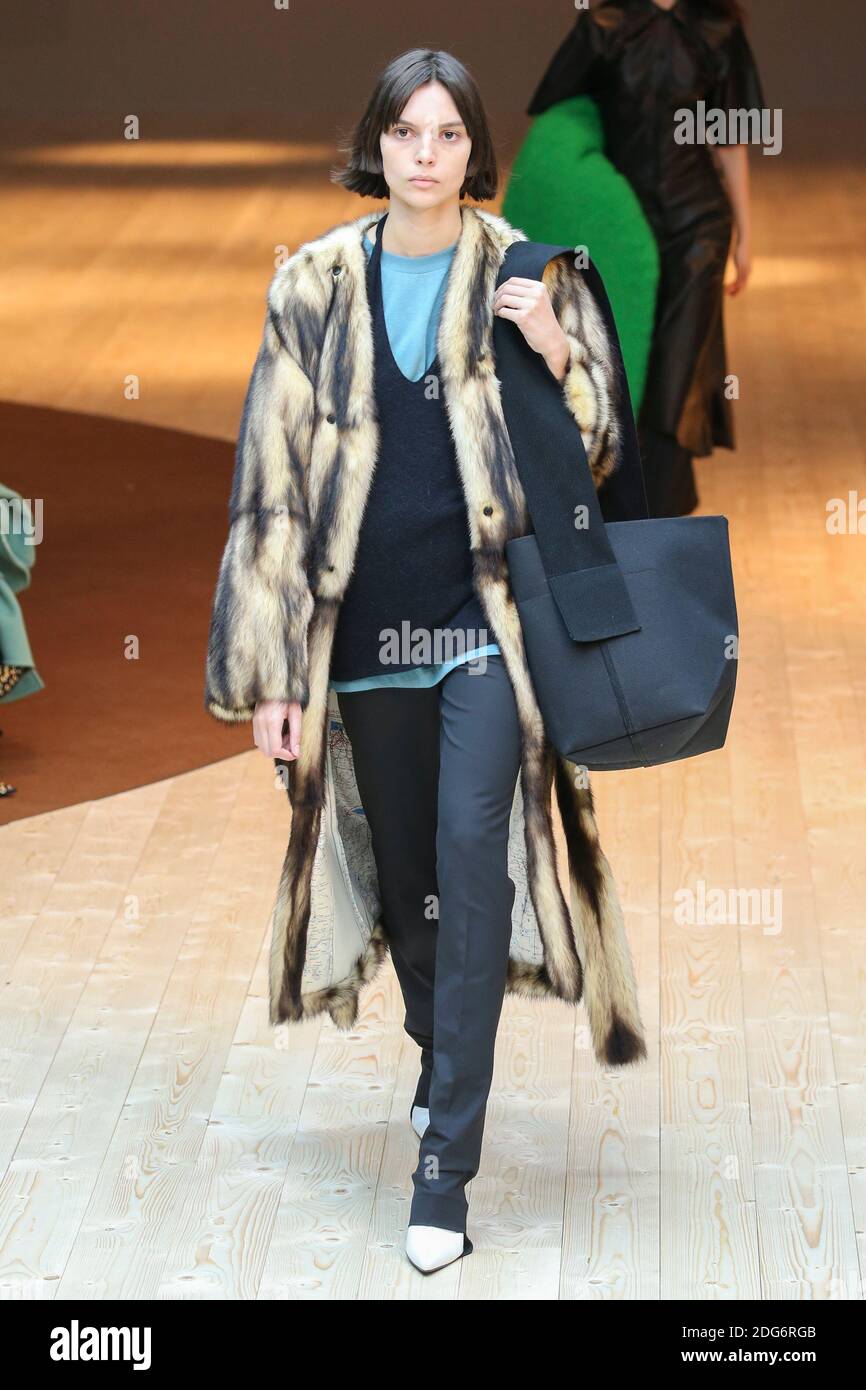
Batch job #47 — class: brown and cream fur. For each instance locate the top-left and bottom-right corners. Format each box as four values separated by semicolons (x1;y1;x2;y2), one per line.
204;203;647;1068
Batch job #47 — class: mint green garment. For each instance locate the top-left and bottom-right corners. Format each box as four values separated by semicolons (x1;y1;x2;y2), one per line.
367;222;456;382
0;483;44;704
328;224;501;694
330;643;502;693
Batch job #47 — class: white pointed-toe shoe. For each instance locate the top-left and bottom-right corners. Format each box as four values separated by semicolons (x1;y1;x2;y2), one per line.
410;1104;430;1139
405;1224;473;1275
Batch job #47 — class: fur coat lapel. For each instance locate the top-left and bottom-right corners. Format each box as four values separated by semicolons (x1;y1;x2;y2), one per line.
205;203;647;1069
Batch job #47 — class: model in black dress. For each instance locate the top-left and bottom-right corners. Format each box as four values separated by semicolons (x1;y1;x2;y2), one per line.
527;0;765;516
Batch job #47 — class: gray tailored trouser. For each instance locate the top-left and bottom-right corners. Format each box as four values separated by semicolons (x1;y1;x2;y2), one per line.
336;652;522;1233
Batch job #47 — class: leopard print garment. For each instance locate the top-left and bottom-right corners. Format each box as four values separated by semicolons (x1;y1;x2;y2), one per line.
0;665;24;698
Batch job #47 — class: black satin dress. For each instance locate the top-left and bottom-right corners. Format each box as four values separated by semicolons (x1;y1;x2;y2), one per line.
527;0;765;516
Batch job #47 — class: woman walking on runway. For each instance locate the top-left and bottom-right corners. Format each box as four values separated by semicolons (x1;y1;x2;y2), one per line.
204;48;648;1275
527;0;766;517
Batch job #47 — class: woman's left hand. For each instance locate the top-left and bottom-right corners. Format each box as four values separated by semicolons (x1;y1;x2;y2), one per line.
725;236;752;296
493;276;570;380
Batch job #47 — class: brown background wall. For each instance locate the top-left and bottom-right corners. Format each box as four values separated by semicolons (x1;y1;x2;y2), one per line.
2;0;862;140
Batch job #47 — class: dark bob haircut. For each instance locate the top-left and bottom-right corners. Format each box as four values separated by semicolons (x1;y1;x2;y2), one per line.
333;48;499;202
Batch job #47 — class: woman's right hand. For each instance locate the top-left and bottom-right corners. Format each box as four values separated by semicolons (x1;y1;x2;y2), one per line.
253;699;303;761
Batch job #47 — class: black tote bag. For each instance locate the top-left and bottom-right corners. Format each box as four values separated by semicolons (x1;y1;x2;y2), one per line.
492;239;739;771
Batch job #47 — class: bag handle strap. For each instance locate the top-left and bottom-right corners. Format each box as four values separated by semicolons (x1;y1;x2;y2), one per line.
492;239;641;642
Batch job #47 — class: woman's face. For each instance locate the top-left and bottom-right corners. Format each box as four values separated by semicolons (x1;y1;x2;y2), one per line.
379;80;473;208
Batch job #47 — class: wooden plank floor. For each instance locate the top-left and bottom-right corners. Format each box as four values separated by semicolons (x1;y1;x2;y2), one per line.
1;139;864;1299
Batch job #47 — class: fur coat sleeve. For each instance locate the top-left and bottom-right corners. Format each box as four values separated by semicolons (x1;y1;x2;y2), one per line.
204;241;636;724
204;267;317;723
540;251;625;491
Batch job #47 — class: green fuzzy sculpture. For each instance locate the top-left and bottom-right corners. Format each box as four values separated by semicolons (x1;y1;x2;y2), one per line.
502;95;659;414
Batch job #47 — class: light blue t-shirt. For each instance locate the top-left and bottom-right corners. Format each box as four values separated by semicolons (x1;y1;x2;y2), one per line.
329;223;501;694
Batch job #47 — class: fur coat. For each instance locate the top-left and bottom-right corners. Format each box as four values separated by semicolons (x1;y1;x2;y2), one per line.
204;203;648;1069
